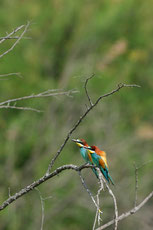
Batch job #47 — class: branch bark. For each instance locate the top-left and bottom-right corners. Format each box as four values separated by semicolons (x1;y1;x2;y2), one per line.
0;73;143;230
96;190;153;230
46;83;140;174
0;89;78;112
0;24;25;44
0;22;30;59
0;164;93;211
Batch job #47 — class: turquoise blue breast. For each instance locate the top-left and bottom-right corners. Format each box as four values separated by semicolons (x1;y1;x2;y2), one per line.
80;147;89;162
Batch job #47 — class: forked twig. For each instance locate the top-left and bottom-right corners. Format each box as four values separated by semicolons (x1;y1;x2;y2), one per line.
35;188;52;230
0;24;25;44
84;74;94;106
93;170;104;230
96;190;153;230
100;175;118;230
35;188;45;230
78;170;102;214
0;22;30;59
133;160;152;207
0;75;143;230
0;89;78;112
0;164;96;211
47;82;140;174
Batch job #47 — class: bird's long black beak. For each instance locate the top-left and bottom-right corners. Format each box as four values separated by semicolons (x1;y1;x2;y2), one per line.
72;139;78;143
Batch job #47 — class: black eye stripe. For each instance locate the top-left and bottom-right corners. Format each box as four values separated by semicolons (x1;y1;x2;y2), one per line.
78;141;83;144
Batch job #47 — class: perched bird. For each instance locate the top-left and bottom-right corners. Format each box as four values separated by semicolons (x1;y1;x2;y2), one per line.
85;145;114;185
72;139;99;179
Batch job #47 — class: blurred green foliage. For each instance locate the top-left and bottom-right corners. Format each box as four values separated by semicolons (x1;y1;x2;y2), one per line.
0;0;153;229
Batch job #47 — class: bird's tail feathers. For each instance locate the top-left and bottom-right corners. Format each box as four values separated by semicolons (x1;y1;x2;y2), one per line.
100;166;109;183
108;173;115;186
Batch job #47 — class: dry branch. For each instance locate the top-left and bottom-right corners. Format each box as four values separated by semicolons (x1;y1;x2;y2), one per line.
84;73;94;106
0;24;25;44
0;36;31;40
0;73;144;230
0;73;22;79
46;83;140;174
0;105;42;113
96;190;153;230
78;170;102;213
0;22;30;59
94;172;118;230
93;170;104;230
0;164;94;211
0;89;78;112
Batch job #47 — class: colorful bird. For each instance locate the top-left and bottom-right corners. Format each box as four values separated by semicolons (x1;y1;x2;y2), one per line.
72;139;99;179
85;145;114;185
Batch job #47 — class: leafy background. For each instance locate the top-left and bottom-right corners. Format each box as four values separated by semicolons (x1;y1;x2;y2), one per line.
0;0;153;229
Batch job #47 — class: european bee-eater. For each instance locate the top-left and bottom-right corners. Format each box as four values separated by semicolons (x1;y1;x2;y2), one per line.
85;145;114;185
72;139;99;179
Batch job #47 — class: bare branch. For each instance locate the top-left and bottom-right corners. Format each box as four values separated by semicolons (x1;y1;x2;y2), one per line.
107;186;118;230
0;105;42;113
78;171;102;213
134;162;138;207
0;36;31;40
0;89;78;107
0;161;152;230
93;170;104;230
8;187;11;198
35;188;45;230
84;74;94;106
0;24;25;44
133;160;152;207
0;164;94;211
96;190;153;230
137;160;152;170
0;76;143;230
100;174;118;230
0;22;30;59
0;72;22;79
35;189;52;230
46;83;140;174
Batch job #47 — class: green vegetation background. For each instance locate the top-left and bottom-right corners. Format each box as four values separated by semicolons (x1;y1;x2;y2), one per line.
0;0;153;229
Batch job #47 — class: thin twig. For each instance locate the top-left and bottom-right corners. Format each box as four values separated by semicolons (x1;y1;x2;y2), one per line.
133;160;152;207
0;78;143;230
35;188;45;230
134;162;138;207
0;162;152;230
96;190;153;230
93;170;104;230
102;178;118;230
8;187;11;198
0;36;31;40
0;89;78;107
137;160;153;170
0;22;30;59
0;73;22;78
0;24;25;44
0;164;95;211
46;83;140;174
84;74;94;106
78;171;102;213
0;105;42;113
